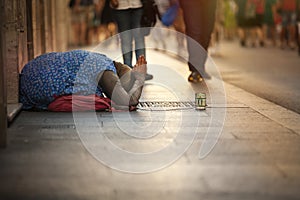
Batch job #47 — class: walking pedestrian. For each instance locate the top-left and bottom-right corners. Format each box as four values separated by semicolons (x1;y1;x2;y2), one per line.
263;0;278;46
101;0;118;41
251;0;265;47
110;0;153;80
223;0;237;40
69;0;95;46
179;0;218;82
235;0;249;46
277;0;297;49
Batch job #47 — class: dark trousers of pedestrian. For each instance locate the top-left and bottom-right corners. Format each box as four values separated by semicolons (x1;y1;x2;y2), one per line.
113;8;146;67
179;0;217;74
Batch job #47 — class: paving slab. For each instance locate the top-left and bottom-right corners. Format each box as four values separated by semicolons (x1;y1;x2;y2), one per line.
1;48;300;200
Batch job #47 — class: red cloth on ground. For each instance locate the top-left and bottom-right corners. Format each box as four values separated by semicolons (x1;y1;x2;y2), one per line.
48;95;111;112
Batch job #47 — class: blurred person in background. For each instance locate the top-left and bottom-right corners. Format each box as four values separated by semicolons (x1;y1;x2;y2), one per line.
235;0;264;47
100;0;118;42
210;0;237;56
110;0;153;80
235;0;249;46
277;0;297;49
90;0;118;45
296;0;300;55
172;7;186;55
179;0;217;82
210;0;224;56
263;0;278;46
151;0;169;51
154;0;185;54
242;0;265;47
69;0;95;46
87;0;104;44
223;0;237;40
251;0;265;47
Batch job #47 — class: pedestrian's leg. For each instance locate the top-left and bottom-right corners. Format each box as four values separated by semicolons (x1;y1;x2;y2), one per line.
280;12;289;49
271;25;277;46
250;27;257;47
131;8;153;80
114;9;134;67
257;26;264;47
288;24;296;49
180;1;206;72
180;0;217;81
131;8;146;62
238;27;246;46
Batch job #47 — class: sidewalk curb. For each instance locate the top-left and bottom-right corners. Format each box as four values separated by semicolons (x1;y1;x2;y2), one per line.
224;82;300;135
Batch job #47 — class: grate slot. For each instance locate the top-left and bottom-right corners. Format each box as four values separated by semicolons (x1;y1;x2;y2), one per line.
138;101;195;109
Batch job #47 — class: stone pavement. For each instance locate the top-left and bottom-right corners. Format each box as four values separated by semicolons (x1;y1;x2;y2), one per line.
0;37;300;200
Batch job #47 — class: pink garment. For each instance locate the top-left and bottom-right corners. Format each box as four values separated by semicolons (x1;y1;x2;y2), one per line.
48;95;111;112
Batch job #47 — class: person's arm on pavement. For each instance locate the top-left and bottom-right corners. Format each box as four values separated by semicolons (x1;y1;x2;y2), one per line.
99;56;147;108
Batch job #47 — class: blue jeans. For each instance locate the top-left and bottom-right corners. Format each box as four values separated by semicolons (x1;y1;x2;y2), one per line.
113;8;146;67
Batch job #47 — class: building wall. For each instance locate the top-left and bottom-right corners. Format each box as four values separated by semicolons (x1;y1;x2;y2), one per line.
0;0;70;145
31;0;69;58
0;0;7;147
1;0;70;104
1;0;27;104
53;0;70;52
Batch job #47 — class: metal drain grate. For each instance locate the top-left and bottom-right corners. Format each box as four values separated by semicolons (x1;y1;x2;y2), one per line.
138;101;195;109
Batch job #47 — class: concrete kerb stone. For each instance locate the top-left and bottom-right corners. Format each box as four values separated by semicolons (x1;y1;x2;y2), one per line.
224;82;300;136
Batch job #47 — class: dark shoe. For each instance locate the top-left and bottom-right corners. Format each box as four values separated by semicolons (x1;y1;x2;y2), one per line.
188;72;203;82
145;73;153;81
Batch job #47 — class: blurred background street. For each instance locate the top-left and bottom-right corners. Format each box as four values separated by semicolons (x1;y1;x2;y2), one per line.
1;0;300;199
212;40;300;114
